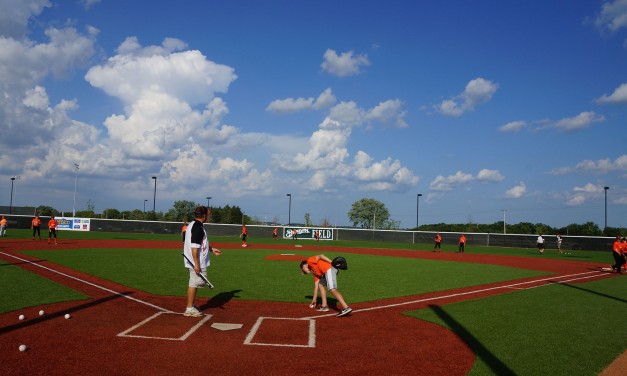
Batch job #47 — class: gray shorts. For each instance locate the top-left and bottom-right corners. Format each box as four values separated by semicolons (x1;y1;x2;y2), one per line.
319;267;339;290
188;268;208;288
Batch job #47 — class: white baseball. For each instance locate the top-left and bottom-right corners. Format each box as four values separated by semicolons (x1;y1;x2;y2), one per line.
18;314;25;320
39;310;45;316
64;314;71;319
19;345;27;352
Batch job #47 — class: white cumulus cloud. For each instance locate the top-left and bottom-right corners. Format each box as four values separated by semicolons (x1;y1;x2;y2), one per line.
436;77;498;117
553;111;605;132
266;88;336;114
596;82;627;104
321;49;370;77
504;182;526;198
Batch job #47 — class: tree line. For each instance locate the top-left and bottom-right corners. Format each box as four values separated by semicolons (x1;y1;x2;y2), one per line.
32;200;250;225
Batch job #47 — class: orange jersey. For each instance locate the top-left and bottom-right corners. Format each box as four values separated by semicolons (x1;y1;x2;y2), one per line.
307;256;332;282
48;219;58;229
181;224;188;233
613;240;622;254
32;218;41;227
242;226;247;235
0;218;7;226
459;235;466;244
273;228;277;235
435;234;442;242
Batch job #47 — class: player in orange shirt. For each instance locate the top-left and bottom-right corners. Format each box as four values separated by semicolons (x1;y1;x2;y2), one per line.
0;216;7;237
48;215;58;245
272;227;278;240
241;224;248;247
32;215;42;240
181;222;188;243
433;232;442;252
300;254;352;317
611;236;625;274
458;234;467;253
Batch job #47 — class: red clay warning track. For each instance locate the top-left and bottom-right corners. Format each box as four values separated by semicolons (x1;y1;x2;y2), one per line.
0;239;616;375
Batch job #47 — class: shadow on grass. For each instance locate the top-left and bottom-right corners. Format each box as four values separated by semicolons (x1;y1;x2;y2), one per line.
0;292;129;335
200;289;242;310
556;283;627;304
428;304;516;376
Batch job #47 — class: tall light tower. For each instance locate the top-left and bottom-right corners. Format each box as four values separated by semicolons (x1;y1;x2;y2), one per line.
143;199;148;213
416;193;422;229
286;193;292;226
501;209;507;234
206;196;212;207
152;176;157;217
72;164;79;217
9;177;16;214
604;186;609;232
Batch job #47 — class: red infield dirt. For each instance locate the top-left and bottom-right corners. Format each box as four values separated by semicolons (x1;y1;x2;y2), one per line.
0;238;618;376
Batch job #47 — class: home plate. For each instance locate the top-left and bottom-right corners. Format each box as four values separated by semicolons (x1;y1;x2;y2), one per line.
211;323;243;331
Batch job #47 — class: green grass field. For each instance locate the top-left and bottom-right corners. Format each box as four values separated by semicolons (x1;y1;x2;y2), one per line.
1;229;625;375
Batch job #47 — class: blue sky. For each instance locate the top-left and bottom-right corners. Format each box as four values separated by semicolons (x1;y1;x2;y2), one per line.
1;0;627;229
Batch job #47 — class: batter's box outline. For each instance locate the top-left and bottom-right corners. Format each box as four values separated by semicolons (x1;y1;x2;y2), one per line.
117;311;212;341
244;317;316;348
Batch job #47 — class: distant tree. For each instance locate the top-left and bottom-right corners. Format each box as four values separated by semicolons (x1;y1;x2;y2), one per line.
348;198;390;229
304;213;312;227
165;200;199;222
36;206;58;216
127;209;145;220
102;208;121;219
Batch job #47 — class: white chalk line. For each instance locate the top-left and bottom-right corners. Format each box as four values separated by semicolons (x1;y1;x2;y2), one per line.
301;270;608;319
117;312;213;341
0;251;172;313
244;317;316;348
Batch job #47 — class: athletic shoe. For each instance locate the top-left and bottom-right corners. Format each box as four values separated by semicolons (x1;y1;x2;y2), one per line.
337;307;353;317
316;306;329;312
184;307;202;317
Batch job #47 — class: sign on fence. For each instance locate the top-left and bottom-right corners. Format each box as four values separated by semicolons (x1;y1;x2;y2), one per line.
57;217;91;231
283;227;333;240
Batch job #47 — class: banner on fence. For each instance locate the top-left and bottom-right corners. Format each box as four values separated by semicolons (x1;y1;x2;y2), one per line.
57;217;91;231
283;227;333;240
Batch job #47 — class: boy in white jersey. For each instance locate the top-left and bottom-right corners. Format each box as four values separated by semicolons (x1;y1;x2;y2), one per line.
183;206;222;317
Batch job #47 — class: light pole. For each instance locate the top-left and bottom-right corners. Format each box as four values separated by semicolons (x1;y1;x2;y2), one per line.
604;186;609;232
143;199;148;213
152;176;157;217
72;164;79;217
9;177;15;214
416;193;422;229
501;209;507;234
206;196;212;207
286;193;291;225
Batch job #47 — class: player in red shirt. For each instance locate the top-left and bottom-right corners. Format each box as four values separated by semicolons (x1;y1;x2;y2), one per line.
48;215;58;245
300;254;352;317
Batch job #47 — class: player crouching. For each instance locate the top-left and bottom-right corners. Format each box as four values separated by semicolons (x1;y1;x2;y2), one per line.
300;254;352;317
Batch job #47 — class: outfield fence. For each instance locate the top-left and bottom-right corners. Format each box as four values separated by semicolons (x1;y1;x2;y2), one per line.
1;213;615;252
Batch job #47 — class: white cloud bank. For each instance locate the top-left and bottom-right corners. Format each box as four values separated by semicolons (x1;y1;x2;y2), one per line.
429;169;504;191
